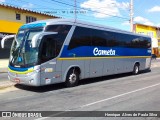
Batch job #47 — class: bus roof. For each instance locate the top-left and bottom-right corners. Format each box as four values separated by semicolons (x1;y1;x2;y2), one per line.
22;18;151;38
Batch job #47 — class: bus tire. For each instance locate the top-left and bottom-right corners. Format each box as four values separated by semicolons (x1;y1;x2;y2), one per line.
133;64;139;75
65;68;79;87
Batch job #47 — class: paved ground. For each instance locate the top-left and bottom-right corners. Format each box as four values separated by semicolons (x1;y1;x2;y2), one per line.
0;59;8;73
0;66;160;120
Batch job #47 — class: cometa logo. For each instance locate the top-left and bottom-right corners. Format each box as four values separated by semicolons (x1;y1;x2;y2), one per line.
93;47;116;56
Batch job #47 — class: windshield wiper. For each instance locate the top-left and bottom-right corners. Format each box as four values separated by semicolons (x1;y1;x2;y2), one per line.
11;32;27;66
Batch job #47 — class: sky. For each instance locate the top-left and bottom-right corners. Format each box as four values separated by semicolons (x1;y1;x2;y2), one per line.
0;0;160;31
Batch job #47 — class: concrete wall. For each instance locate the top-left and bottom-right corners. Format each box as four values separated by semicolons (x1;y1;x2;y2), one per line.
0;5;54;34
0;5;56;59
0;6;54;23
134;24;160;56
135;24;157;38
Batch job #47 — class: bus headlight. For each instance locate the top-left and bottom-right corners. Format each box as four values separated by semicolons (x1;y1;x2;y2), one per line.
29;79;34;84
27;69;40;76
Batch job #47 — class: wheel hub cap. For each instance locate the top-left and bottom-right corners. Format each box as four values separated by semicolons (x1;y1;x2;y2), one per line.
69;74;76;83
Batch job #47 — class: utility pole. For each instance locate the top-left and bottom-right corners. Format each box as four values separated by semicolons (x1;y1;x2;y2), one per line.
74;0;77;22
130;0;133;32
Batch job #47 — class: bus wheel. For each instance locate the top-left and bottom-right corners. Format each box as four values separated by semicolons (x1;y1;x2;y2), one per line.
133;64;139;75
65;68;79;87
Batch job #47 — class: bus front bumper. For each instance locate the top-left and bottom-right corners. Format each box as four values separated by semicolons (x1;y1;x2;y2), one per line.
8;70;41;86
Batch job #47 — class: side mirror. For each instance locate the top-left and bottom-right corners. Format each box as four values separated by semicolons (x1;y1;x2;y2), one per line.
1;35;15;49
31;32;58;48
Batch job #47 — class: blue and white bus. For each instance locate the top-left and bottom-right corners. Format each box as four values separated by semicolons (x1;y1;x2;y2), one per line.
6;19;151;87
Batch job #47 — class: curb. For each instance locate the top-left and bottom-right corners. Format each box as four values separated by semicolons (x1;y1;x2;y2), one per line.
0;81;15;89
0;68;8;73
151;64;160;68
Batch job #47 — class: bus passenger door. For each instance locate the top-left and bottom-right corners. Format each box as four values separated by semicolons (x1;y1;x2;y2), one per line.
39;34;60;85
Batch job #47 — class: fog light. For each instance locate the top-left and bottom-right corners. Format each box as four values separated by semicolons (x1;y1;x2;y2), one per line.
29;79;34;84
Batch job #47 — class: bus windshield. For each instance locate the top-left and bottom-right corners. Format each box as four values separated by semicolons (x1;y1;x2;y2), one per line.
9;25;71;67
10;28;43;67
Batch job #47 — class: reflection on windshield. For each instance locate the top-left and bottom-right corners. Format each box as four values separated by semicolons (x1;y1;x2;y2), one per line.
10;25;72;67
10;28;43;67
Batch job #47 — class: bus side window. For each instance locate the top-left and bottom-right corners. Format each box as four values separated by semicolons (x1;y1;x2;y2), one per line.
68;26;92;50
147;38;151;48
45;25;71;47
91;29;107;47
40;35;56;63
105;32;118;47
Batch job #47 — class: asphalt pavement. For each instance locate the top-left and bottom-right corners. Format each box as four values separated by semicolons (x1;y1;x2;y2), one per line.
0;63;160;120
0;73;15;89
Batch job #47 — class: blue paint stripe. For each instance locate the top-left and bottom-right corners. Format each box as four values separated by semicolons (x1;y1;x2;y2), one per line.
61;46;151;57
8;65;33;72
20;23;46;29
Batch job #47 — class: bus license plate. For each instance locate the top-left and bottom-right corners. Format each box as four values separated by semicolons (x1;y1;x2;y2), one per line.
14;78;20;83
